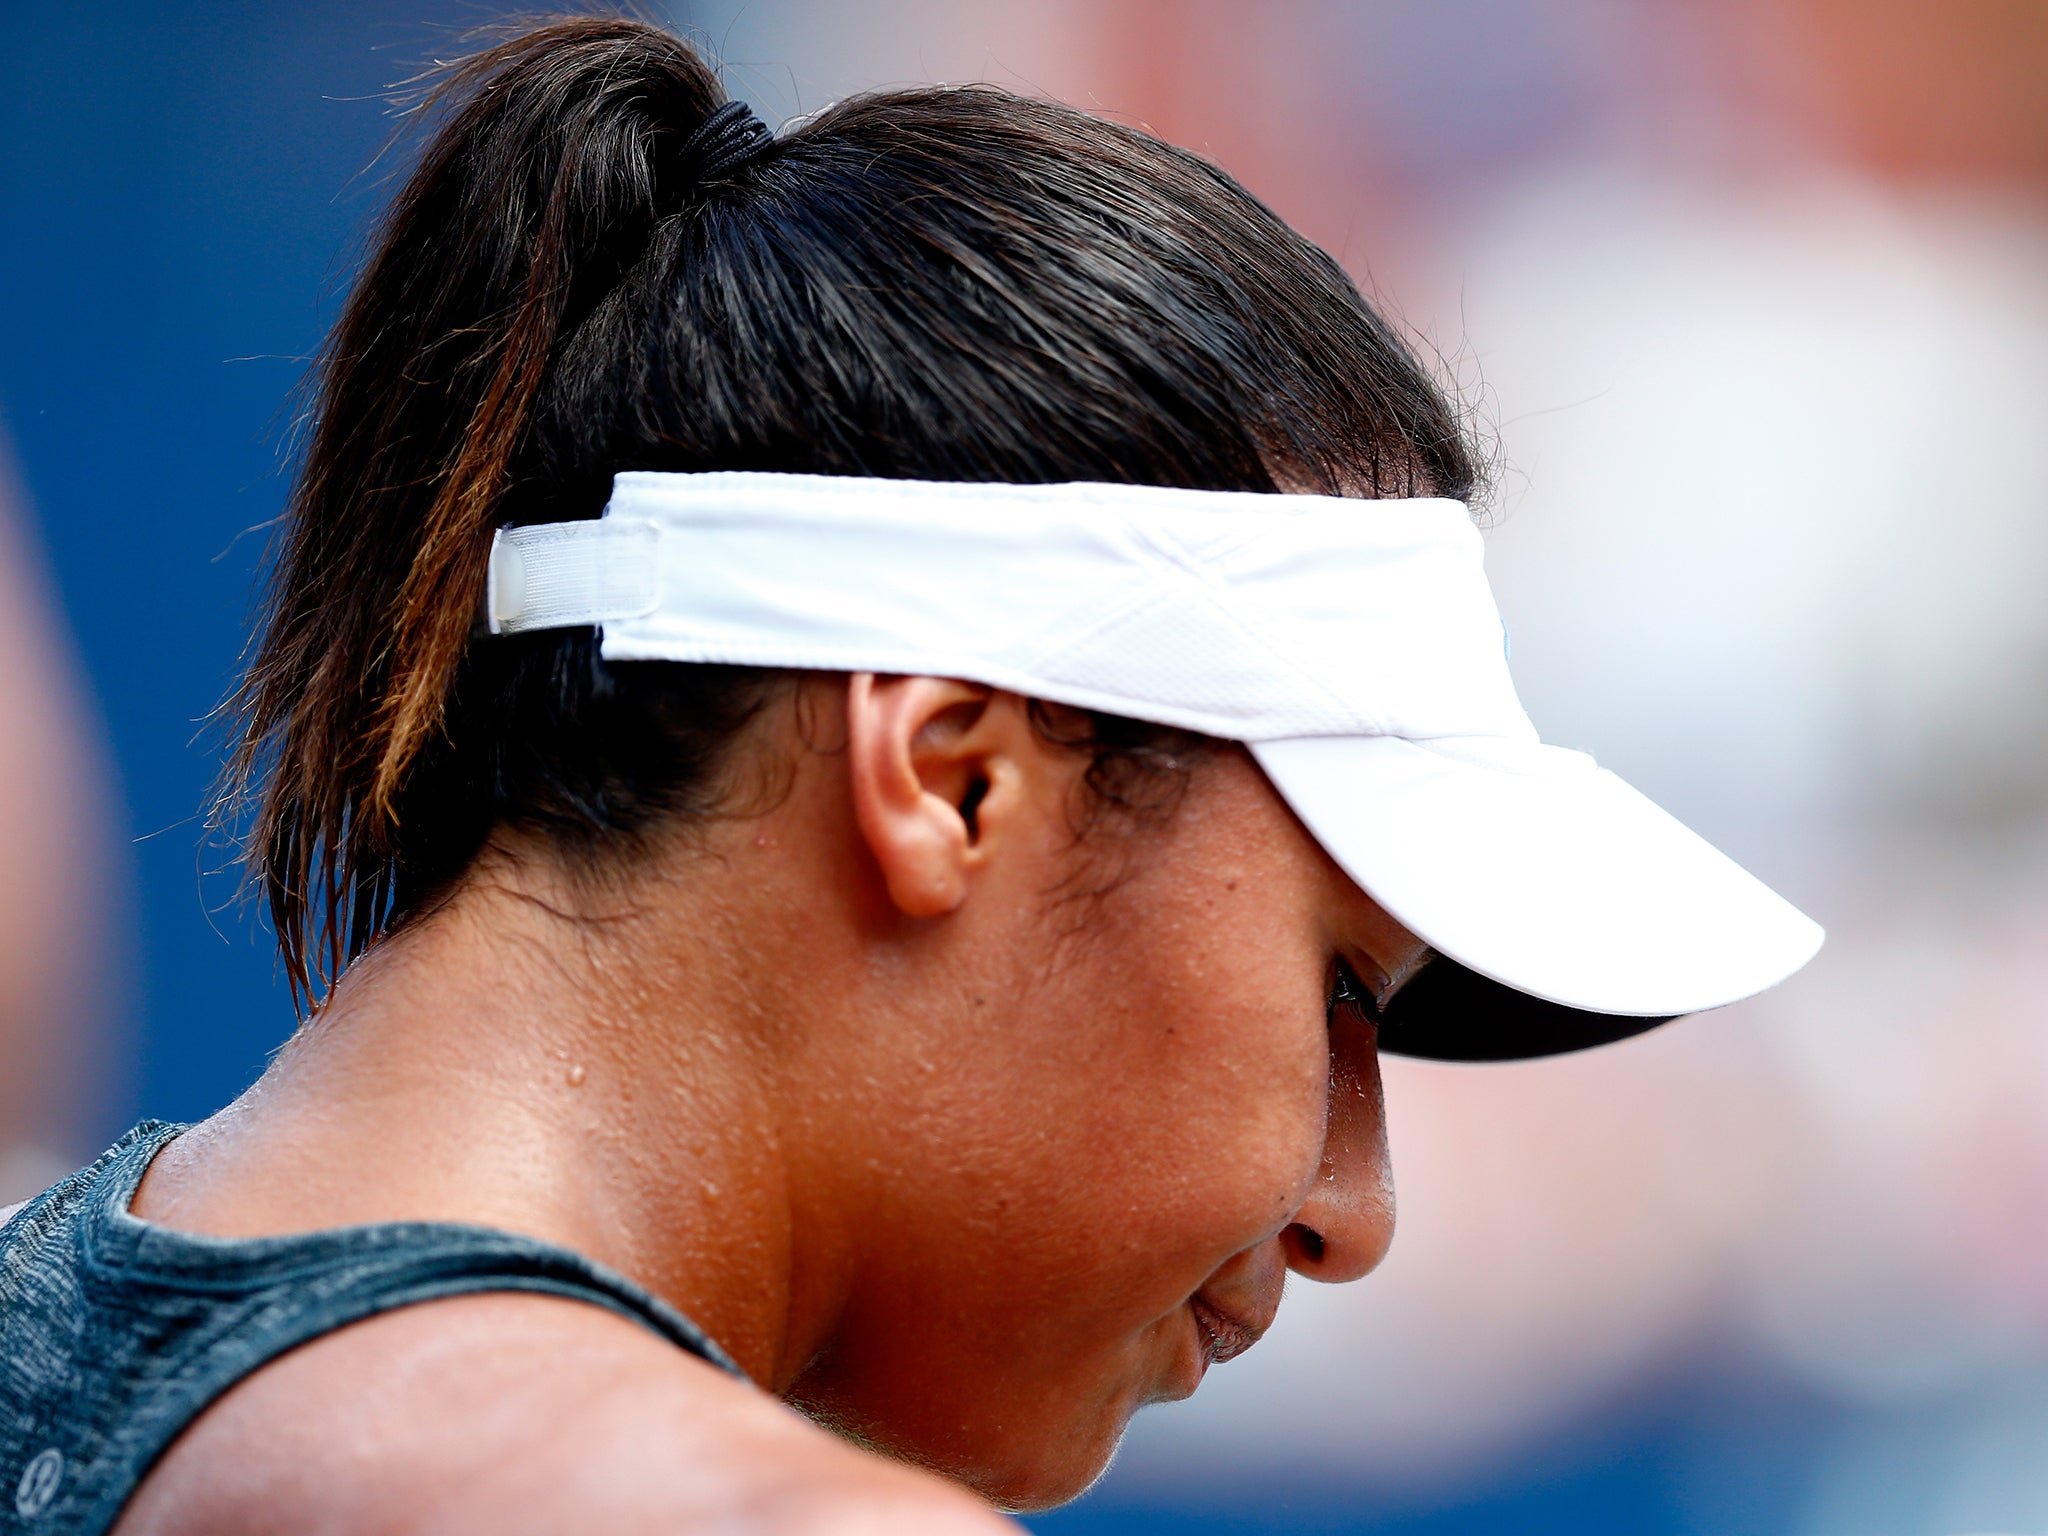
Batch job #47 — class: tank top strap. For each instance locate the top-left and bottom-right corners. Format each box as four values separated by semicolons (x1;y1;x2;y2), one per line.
1;1122;744;1536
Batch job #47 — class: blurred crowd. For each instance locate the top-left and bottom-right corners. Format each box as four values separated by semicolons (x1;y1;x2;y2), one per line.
0;446;117;1205
3;1;2044;1531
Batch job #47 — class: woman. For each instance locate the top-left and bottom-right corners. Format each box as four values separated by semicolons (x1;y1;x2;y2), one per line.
0;17;1820;1534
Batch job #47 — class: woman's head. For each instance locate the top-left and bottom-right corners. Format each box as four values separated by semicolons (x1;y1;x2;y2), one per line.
228;11;1474;1510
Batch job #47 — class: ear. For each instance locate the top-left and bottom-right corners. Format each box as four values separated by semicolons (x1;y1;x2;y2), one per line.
845;674;1021;919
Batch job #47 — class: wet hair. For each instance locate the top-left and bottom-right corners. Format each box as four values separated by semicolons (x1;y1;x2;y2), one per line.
227;15;1478;1006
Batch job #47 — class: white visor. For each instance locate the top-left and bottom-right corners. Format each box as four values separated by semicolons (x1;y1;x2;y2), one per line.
486;471;1822;1059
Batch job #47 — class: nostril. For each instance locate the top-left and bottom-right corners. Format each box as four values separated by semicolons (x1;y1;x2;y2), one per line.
1288;1223;1325;1265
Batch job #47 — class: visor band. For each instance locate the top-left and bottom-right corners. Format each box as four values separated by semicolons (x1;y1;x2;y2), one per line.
486;471;1532;746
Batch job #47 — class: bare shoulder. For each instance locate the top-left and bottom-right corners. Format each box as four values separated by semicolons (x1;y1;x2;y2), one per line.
115;1292;1015;1536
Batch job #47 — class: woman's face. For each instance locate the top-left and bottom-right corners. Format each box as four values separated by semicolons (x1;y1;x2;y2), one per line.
783;706;1429;1509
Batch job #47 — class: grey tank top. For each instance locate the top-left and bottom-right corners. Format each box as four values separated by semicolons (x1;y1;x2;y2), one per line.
0;1122;741;1535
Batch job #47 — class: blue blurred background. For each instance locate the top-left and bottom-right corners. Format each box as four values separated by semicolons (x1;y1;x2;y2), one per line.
4;3;2047;1533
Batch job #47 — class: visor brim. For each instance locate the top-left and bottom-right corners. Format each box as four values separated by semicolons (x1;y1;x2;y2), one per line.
1250;734;1823;1062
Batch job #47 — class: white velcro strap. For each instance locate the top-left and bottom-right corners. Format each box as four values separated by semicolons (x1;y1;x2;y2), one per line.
486;520;660;635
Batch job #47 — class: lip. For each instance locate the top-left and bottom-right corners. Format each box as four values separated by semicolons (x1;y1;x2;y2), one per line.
1152;1251;1286;1403
1187;1291;1271;1367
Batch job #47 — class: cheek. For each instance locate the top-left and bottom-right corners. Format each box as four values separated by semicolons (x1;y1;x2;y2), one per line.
958;747;1343;1290
887;908;1334;1328
1038;907;1334;1274
785;979;1335;1506
792;830;1343;1502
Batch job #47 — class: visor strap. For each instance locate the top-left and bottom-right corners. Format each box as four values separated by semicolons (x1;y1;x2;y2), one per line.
486;521;659;635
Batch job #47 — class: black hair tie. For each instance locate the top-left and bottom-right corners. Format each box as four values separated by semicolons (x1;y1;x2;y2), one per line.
678;99;775;186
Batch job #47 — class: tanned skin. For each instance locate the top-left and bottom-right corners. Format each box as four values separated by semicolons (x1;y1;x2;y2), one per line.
113;675;1428;1533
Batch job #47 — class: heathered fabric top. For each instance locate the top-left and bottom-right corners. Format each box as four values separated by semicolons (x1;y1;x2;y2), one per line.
0;1122;739;1535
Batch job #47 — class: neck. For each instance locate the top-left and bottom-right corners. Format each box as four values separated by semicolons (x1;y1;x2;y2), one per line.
137;833;869;1390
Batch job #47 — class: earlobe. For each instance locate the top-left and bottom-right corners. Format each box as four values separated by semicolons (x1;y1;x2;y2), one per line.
845;674;1001;919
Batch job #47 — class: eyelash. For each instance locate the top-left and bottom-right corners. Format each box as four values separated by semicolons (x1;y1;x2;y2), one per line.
1328;958;1386;1027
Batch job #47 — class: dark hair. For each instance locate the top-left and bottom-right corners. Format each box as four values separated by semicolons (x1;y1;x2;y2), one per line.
228;15;1478;1006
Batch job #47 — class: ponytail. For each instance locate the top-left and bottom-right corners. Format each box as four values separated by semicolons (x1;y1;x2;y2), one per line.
231;19;733;1004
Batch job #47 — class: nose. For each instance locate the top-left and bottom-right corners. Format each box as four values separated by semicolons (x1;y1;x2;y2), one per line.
1282;1016;1394;1283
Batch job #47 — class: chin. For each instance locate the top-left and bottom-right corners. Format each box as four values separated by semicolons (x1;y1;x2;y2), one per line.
795;1357;1146;1512
971;1450;1119;1515
950;1404;1133;1514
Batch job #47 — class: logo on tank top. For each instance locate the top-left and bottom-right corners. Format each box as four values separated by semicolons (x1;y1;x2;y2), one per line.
13;1449;62;1519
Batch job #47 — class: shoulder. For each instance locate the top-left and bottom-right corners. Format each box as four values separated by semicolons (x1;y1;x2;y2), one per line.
115;1291;1014;1536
